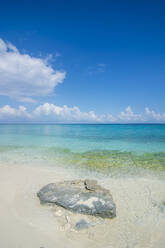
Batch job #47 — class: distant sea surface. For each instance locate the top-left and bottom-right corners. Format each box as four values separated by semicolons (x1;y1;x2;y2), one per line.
0;124;165;175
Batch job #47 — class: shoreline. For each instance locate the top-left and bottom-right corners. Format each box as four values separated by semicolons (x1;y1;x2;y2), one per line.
0;163;165;248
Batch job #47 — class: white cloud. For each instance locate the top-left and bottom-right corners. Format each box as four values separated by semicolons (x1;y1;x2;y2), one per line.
0;38;66;102
0;105;31;120
118;106;144;122
145;107;165;121
33;103;101;122
18;97;37;103
88;63;106;75
98;63;106;72
0;103;115;123
98;113;117;122
0;104;164;123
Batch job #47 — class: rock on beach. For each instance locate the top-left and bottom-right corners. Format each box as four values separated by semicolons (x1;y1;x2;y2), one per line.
37;179;116;218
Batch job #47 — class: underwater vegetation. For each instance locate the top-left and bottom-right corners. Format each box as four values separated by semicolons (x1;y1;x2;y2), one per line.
0;145;165;173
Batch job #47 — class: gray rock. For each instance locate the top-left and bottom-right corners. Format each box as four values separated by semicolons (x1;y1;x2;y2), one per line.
74;219;91;230
37;179;116;218
84;179;99;191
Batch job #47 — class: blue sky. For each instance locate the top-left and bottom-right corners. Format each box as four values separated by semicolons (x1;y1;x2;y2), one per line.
0;0;165;122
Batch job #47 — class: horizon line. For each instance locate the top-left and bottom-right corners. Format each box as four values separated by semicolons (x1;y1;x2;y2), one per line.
0;122;165;125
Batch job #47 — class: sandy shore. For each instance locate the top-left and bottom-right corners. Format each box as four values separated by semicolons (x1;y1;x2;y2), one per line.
0;163;165;248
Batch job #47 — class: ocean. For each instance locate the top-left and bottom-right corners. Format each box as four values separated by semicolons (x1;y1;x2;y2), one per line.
0;123;165;176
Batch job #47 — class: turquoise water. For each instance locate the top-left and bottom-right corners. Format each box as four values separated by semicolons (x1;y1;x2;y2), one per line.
0;124;165;173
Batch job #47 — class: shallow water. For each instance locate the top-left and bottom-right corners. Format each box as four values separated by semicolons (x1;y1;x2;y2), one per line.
0;124;165;175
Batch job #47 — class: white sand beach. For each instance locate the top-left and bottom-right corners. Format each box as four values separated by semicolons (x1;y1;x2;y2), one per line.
0;163;165;248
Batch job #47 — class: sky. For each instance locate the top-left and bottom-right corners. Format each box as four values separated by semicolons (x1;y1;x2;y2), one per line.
0;0;165;123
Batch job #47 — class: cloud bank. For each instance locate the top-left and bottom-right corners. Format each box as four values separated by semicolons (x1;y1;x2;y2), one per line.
0;38;66;102
0;104;164;123
0;38;164;123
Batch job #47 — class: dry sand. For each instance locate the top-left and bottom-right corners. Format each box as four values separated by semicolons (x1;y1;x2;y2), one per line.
0;163;165;248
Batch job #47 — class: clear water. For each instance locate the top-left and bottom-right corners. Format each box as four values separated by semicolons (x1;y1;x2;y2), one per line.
1;124;165;248
0;124;165;174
